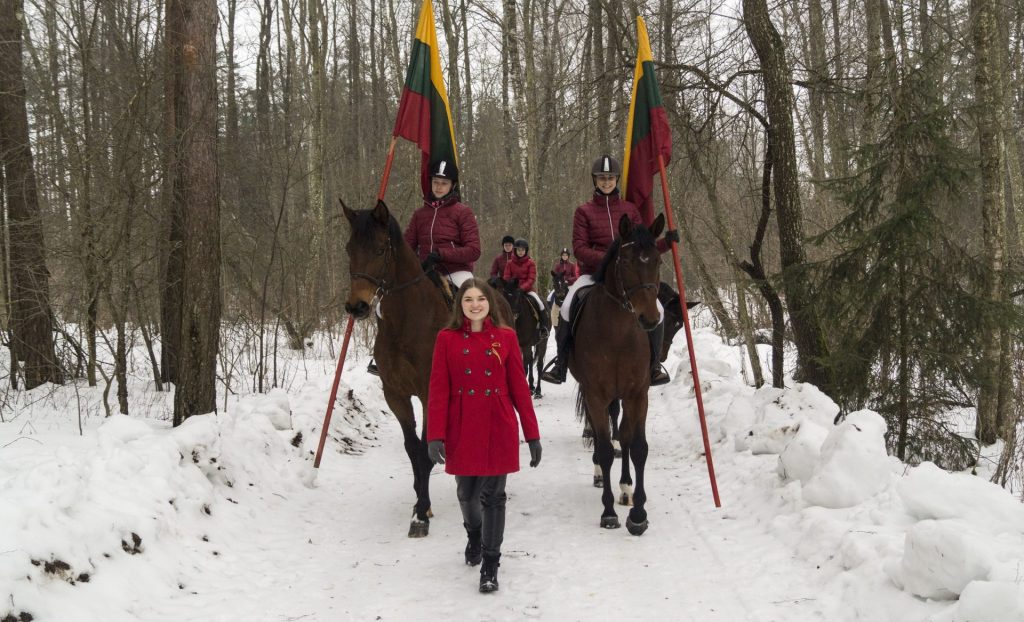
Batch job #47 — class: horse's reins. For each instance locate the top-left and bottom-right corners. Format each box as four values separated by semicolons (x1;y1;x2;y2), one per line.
350;239;428;307
606;240;659;313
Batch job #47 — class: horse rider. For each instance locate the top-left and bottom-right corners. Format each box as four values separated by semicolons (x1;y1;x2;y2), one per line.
490;235;515;279
502;238;551;340
547;247;578;325
540;155;679;386
552;247;579;285
368;159;481;376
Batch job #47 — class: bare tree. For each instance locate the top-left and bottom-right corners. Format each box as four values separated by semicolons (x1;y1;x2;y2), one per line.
0;0;62;389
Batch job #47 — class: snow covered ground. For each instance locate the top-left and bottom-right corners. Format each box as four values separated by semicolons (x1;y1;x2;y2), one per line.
2;316;1023;621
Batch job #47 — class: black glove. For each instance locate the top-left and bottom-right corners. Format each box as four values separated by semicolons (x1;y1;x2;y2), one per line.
664;229;680;244
428;439;446;464
528;439;542;467
423;251;443;269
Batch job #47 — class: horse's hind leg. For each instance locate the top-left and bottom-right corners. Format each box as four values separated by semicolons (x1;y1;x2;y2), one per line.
585;393;619;529
621;394;649;536
384;388;433;537
533;339;546;399
609;401;622;458
618;443;633;506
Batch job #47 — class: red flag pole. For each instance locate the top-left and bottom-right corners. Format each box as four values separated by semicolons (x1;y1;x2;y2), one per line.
315;136;400;469
658;154;721;507
314;316;354;468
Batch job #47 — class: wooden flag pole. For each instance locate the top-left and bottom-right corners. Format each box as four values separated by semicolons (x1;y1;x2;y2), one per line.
315;136;400;469
658;154;721;507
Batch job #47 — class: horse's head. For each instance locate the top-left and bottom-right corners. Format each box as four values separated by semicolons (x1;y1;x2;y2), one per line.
491;276;522;308
341;199;405;319
595;213;665;331
550;271;569;306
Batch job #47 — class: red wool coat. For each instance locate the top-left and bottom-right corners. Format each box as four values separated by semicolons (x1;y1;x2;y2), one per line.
427;318;540;476
489;251;513;278
503;254;537;292
403;197;482;274
551;259;579;285
572;190;669;275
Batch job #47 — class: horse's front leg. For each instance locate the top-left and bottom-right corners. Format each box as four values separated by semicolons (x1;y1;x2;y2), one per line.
533;340;545;399
586;394;619;529
621;395;649;536
618;443;633;506
383;388;433;537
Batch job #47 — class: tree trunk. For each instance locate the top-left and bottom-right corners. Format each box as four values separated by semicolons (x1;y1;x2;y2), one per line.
172;0;220;425
0;0;62;389
161;0;185;385
743;0;832;392
971;0;1009;443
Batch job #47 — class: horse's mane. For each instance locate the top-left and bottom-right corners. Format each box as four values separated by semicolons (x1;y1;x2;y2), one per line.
591;223;657;284
348;208;405;248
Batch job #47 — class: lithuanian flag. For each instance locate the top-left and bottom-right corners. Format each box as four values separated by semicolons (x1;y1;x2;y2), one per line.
393;0;458;196
622;16;672;226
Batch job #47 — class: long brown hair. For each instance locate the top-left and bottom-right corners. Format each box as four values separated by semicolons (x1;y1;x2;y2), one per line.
446;278;509;329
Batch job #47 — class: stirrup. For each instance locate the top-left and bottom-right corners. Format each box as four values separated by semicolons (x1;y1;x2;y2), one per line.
650;364;670;386
541;359;566;384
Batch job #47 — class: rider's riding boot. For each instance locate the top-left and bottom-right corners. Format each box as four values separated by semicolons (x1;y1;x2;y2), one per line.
541;321;570;384
367;359;380;376
534;297;551;340
649;322;670;386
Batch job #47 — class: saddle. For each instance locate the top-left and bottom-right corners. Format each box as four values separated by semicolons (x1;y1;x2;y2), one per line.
566;284;595;339
424;267;455;309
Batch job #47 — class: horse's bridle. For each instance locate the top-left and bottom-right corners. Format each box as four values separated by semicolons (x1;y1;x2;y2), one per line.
605;241;659;313
349;237;426;307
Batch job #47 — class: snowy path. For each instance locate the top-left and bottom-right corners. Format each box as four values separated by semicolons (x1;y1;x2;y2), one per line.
134;374;835;621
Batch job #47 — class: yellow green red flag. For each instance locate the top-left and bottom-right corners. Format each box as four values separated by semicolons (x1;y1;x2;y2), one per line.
392;0;459;196
622;16;672;226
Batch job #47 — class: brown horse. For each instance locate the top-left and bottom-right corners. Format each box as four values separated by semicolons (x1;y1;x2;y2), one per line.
571;213;665;535
342;199;448;538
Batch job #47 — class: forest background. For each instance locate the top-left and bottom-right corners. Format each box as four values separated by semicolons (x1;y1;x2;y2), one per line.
0;0;1021;488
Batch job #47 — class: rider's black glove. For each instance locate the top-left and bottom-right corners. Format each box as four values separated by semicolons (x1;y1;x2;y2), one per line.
423;251;443;269
664;229;680;244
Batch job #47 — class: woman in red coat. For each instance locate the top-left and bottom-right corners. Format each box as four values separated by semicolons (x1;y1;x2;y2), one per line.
426;277;542;593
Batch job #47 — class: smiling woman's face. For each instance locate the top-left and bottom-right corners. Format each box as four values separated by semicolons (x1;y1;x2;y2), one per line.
461;287;489;322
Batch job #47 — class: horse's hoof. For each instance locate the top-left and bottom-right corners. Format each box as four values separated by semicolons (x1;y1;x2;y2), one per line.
408;519;429;538
625;516;649;536
593;475;603;488
533;390;542;399
618;493;632;506
600;515;621;529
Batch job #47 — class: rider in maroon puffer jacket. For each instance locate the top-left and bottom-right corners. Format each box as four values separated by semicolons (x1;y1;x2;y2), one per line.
403;160;481;279
542;155;678;387
502;239;550;339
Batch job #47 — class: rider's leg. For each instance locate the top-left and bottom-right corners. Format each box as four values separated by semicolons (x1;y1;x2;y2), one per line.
528;292;550;339
648;320;670;386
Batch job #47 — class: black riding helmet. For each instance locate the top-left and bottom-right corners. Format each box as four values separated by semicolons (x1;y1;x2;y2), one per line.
430;159;458;183
513;238;529;254
591;155;621;195
501;235;515;245
560;247;570;257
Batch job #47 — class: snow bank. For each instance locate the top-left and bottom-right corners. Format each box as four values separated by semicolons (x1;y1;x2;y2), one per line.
802;410;898;508
0;387;369;621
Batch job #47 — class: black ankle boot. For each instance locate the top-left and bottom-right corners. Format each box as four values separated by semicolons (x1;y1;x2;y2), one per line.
465;529;482;566
479;555;500;593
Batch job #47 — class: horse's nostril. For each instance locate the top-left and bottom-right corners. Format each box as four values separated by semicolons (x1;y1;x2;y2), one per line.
345;301;370;318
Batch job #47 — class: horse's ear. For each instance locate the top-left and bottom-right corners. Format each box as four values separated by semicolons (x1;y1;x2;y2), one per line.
340;198;357;224
618;214;633;239
650;213;666;238
550;270;558;278
487;277;500;288
372;200;390;225
510;277;519;288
